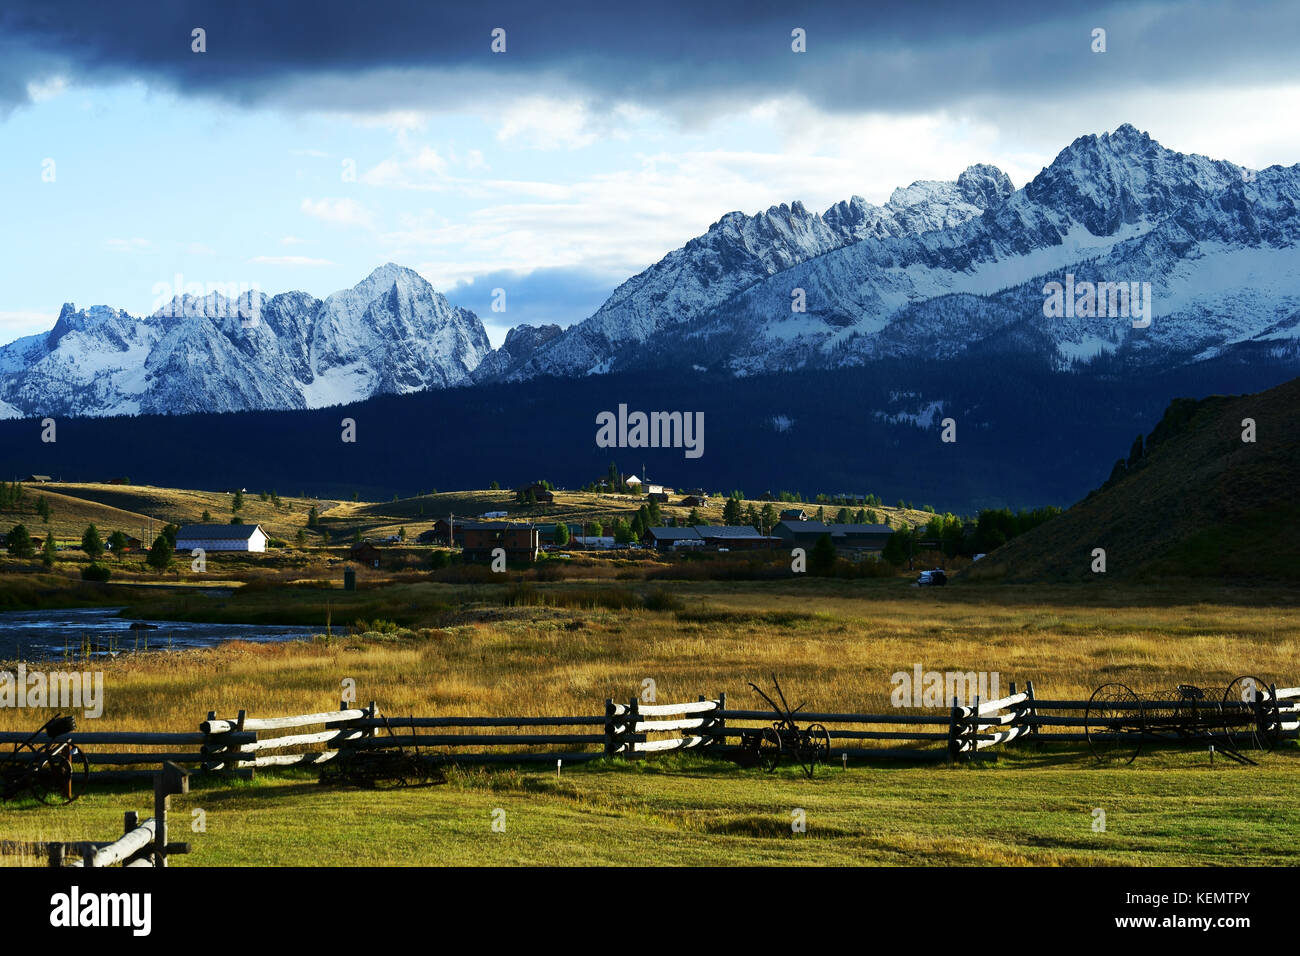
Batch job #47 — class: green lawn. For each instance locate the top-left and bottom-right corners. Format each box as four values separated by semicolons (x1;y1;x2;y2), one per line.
5;749;1297;866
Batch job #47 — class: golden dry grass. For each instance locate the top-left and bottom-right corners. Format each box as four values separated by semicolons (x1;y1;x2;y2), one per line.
3;581;1296;732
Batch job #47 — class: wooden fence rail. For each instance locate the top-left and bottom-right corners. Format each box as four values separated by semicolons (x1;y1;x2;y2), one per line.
0;763;190;867
3;678;1295;788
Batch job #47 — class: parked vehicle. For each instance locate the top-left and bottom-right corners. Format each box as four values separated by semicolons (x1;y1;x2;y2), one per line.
915;569;947;586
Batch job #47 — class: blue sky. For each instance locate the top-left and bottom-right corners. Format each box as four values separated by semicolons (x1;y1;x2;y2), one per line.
2;1;1298;346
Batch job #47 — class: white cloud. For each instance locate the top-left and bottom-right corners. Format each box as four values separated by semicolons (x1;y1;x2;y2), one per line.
0;311;56;341
300;197;376;230
496;97;604;150
25;75;68;103
250;255;336;266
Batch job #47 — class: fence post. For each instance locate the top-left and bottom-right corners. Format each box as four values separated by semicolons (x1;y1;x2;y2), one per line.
1024;680;1040;746
715;691;726;750
47;842;64;868
201;710;217;775
154;761;189;868
627;697;641;758
947;696;962;763
604;699;617;756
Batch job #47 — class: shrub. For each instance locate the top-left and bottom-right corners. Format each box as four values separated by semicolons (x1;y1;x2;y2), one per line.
81;563;112;583
643;588;685;612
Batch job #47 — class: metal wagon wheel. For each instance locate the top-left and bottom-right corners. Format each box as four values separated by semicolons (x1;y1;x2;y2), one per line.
1086;682;1144;766
800;724;831;776
1222;675;1279;751
1171;684;1207;737
758;726;783;773
34;744;90;805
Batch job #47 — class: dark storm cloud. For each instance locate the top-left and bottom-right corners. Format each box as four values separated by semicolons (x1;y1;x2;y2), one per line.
2;0;1298;118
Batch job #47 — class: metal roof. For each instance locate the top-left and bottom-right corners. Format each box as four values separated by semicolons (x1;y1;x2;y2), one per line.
647;527;703;540
774;521;894;535
174;524;265;540
692;525;765;538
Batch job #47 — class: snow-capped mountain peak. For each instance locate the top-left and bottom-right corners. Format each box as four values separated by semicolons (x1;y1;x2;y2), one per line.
0;268;490;419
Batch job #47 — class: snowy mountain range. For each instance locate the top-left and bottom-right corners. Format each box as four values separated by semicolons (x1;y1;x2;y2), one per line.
0;264;488;417
3;124;1299;420
480;124;1300;381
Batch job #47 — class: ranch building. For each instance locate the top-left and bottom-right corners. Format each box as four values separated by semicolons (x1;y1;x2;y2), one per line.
173;523;268;553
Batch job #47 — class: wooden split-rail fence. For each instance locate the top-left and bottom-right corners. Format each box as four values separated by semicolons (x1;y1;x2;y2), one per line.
1;680;1296;783
0;762;191;867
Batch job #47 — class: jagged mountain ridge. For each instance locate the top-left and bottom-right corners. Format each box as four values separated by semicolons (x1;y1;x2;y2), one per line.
479;163;1016;381
490;124;1300;378
4;125;1300;420
0;264;490;418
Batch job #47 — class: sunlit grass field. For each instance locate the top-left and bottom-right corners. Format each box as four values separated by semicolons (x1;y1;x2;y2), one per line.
2;580;1298;865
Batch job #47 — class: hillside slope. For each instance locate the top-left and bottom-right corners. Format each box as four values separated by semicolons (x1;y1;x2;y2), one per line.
968;376;1300;582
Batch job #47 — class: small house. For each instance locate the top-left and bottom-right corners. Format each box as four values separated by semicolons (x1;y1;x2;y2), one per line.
459;522;539;562
779;509;807;522
515;482;554;503
26;475;51;483
349;542;382;568
680;495;707;507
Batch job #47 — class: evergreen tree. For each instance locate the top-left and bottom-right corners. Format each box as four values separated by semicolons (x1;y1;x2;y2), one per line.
6;524;34;559
201;509;212;522
686;508;704;526
161;523;179;547
810;534;837;576
41;532;56;568
36;495;51;523
146;533;173;573
81;523;104;559
107;530;128;556
835;507;851;524
307;505;320;530
722;495;743;525
232;489;245;513
882;529;910;566
554;523;570;546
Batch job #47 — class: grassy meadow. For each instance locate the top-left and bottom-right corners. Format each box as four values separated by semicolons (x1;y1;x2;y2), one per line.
2;577;1298;866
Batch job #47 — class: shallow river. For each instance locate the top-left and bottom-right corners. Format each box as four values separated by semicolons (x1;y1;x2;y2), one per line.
0;606;319;661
